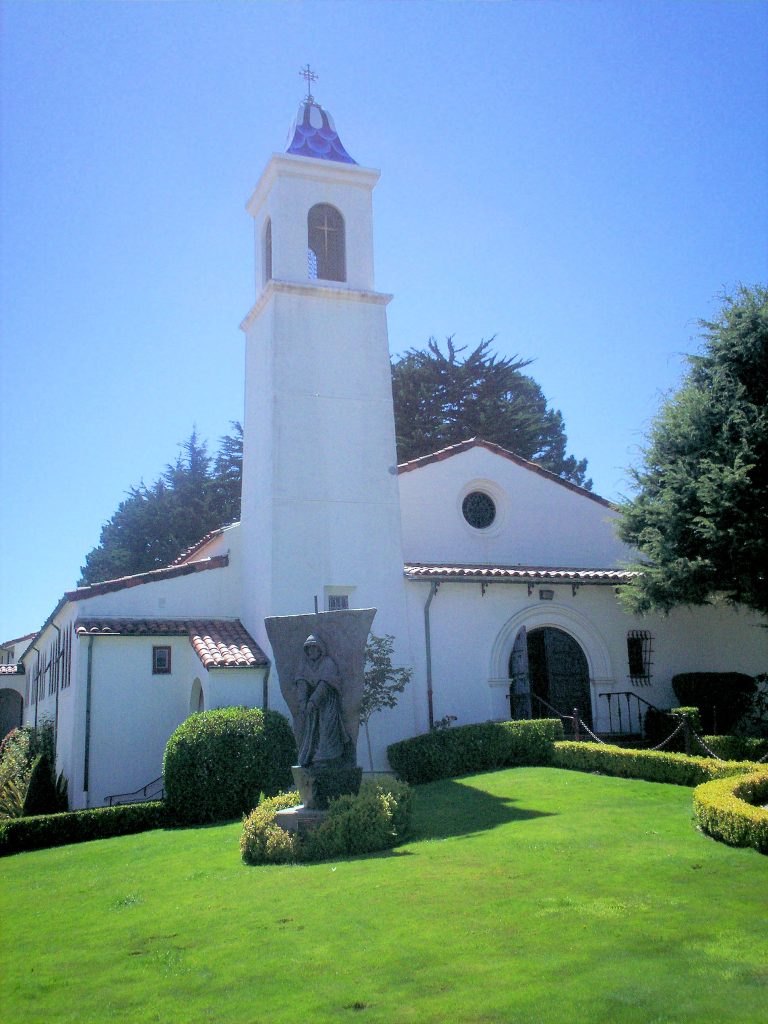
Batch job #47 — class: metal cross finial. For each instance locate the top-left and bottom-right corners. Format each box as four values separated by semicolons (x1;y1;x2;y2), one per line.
299;63;318;102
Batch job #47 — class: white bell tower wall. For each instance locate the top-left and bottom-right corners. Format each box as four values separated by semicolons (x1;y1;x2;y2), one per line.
239;152;418;750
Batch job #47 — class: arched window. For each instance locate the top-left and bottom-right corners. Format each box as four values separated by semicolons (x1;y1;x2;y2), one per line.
190;678;205;715
307;203;345;282
263;217;272;283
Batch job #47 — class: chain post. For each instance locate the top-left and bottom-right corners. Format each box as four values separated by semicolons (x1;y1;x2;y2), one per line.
573;708;581;742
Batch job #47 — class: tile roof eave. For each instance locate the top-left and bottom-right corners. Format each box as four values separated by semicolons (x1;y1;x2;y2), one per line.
403;563;639;584
19;555;230;663
74;617;269;669
397;438;616;509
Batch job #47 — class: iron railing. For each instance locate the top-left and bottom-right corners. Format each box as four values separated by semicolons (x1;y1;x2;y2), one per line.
597;691;672;737
106;776;164;807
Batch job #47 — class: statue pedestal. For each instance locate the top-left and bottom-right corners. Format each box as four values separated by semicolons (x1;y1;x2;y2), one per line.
274;804;326;836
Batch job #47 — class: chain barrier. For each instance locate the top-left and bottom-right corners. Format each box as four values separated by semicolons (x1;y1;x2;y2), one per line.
578;719;607;744
690;730;724;761
647;718;685;751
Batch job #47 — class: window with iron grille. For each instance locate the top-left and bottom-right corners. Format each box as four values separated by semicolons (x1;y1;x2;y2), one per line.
327;594;349;611
307;203;345;282
153;645;172;675
627;630;653;685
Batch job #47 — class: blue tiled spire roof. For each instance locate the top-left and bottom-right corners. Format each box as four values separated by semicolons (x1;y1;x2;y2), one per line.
285;100;357;164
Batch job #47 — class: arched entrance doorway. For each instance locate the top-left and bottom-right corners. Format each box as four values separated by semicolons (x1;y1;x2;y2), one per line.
508;626;593;730
0;689;23;739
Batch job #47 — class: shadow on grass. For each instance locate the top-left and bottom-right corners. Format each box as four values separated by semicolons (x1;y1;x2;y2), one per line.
411;778;555;841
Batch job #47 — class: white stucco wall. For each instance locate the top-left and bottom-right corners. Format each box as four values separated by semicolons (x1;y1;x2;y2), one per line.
403;578;768;738
399;446;634;568
74;634;265;809
77;559;240;620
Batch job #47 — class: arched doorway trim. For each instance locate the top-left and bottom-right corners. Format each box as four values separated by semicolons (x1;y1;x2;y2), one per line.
490;603;614;685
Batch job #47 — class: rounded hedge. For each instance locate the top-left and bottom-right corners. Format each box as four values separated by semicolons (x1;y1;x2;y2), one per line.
163;707;296;824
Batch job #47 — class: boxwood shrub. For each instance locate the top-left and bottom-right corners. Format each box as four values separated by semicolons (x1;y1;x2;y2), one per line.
164;707;296;824
693;769;768;854
240;779;413;865
386;718;563;785
0;801;167;857
700;735;768;762
553;741;755;787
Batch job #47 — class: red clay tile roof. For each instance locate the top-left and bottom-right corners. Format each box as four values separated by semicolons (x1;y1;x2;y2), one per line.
74;618;268;669
0;664;25;676
404;564;637;584
0;631;38;649
397;438;614;508
64;555;229;602
170;527;229;566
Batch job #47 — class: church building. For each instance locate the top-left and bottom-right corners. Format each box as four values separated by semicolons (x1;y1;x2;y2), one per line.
3;91;766;808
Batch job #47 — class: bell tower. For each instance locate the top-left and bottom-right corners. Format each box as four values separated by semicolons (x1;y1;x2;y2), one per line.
239;83;415;748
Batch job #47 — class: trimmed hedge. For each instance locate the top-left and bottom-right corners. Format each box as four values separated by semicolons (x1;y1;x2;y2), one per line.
693;770;768;854
700;735;768;763
240;779;414;865
553;741;755;787
0;801;167;857
387;719;563;785
163;707;296;824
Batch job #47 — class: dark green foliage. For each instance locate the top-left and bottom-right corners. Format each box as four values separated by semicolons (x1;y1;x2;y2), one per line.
701;735;768;761
21;753;62;817
643;706;686;749
672;672;756;734
386;718;563;785
79;425;243;585
553;740;754;786
392;338;591;487
0;801;167;857
240;779;413;865
0;721;64;819
163;707;296;824
618;285;768;616
693;770;768;854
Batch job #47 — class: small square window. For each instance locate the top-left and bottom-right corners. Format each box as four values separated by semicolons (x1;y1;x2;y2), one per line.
153;645;172;675
328;594;349;611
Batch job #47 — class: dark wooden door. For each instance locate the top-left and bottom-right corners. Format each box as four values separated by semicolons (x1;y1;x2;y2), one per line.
526;627;592;729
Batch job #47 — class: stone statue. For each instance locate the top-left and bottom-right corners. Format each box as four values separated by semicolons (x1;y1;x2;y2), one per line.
294;634;353;767
264;608;376;813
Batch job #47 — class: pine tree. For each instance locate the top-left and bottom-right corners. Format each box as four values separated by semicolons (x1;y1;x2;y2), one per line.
391;338;591;487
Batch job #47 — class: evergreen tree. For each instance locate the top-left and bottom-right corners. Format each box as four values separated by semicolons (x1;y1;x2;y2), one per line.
78;428;241;585
618;286;768;617
391;338;591;488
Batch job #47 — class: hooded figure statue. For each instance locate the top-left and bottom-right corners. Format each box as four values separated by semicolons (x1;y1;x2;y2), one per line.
294;634;351;767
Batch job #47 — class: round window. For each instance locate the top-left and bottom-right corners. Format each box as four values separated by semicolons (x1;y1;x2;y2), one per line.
462;491;496;529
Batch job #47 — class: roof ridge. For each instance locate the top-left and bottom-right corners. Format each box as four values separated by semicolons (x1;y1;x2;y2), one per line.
397;437;613;508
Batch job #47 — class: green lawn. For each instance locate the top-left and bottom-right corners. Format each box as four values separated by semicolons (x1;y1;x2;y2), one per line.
2;768;766;1024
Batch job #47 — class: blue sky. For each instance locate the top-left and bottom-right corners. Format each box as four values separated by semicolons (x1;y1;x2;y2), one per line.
1;1;766;641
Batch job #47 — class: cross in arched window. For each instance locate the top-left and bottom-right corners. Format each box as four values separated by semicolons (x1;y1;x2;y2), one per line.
313;209;338;257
